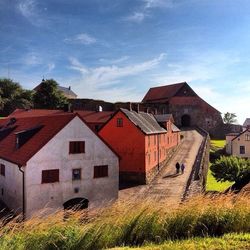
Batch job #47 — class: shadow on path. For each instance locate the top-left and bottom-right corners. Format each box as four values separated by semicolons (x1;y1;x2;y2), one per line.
163;173;182;179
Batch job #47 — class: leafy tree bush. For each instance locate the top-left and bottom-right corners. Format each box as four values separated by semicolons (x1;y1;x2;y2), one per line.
33;79;68;109
211;156;250;190
223;112;237;124
0;78;33;116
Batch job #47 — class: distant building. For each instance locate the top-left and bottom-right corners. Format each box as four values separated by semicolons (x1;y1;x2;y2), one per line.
243;118;250;130
226;130;250;158
142;82;223;133
0;114;119;217
34;79;77;99
99;109;180;184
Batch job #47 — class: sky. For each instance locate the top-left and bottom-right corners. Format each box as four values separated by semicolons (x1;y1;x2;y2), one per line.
0;0;250;124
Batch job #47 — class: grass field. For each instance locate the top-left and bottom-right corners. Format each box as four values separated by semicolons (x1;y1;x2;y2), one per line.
207;140;233;192
0;195;249;250
112;233;250;250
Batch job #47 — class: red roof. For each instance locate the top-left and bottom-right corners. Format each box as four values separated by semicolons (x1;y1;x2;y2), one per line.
142;82;186;102
0;114;76;165
9;109;114;124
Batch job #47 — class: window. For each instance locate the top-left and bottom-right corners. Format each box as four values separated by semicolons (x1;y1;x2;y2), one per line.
240;146;245;155
117;118;123;127
94;165;108;178
69;141;85;154
72;169;81;180
245;134;250;141
42;169;59;183
0;164;5;176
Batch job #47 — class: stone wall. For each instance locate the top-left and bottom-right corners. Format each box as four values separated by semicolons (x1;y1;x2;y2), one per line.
183;127;210;199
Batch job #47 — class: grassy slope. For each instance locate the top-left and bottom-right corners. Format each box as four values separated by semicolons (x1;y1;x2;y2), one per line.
0;195;249;250
112;233;250;250
206;140;233;192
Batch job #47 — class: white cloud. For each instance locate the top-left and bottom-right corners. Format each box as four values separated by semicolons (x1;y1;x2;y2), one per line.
47;63;55;72
125;0;174;22
64;33;96;45
69;53;166;87
125;12;146;23
18;0;44;26
68;53;166;101
23;52;42;66
99;56;130;64
144;0;174;9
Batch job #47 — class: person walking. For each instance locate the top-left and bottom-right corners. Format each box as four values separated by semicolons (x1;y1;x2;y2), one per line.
175;162;180;174
181;163;185;174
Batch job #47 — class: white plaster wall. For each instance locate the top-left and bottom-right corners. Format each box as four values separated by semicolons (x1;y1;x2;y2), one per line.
25;116;119;217
226;135;235;154
0;159;23;213
232;131;250;158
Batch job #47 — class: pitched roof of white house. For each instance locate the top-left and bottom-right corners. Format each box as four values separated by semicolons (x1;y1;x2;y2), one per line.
0;113;118;166
232;129;250;142
243;118;250;127
120;108;166;135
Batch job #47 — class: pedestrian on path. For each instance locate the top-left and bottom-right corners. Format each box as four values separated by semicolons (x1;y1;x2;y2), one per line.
175;162;180;174
181;163;185;174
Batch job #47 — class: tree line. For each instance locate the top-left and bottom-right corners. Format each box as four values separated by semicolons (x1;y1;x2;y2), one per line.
0;78;67;117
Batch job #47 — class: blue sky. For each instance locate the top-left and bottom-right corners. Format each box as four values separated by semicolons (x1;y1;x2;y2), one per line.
0;0;250;123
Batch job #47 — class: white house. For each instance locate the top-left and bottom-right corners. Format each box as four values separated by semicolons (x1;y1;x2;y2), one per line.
225;129;250;158
0;113;119;218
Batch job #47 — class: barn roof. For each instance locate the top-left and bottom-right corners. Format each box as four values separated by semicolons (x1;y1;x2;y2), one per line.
142;82;186;102
120;108;166;135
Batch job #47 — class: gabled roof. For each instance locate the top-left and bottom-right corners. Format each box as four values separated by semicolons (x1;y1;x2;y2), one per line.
0;114;76;166
154;114;174;123
34;81;77;98
232;129;250;142
9;109;114;124
172;124;180;132
57;86;77;98
142;82;186;102
120;108;166;135
243;118;250;127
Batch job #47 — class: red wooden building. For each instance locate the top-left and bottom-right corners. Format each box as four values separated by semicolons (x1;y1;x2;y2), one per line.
99;109;180;184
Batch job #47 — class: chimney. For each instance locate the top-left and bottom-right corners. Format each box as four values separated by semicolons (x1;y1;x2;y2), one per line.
68;86;71;90
137;103;140;113
129;102;132;111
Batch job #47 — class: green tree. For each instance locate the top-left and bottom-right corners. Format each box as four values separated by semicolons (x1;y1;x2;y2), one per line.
223;112;237;124
211;156;250;190
0;78;33;116
33;79;68;109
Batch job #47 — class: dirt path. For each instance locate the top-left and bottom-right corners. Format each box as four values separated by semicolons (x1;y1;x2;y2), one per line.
119;129;203;205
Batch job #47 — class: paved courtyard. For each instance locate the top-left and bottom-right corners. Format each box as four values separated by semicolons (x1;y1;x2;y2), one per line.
119;129;203;205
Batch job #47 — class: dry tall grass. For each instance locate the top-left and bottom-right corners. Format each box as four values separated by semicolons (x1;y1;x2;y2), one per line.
0;194;249;250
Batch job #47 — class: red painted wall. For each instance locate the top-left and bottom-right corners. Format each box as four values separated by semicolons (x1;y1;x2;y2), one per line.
99;111;146;173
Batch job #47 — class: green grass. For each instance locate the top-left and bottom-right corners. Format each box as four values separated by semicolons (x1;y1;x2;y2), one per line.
112;233;250;250
0;195;249;250
210;140;226;149
207;140;233;192
206;167;233;192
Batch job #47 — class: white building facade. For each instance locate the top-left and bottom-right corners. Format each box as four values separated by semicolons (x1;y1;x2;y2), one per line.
0;115;119;218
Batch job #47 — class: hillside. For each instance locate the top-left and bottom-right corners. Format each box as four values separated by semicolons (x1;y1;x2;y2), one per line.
0;194;249;250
